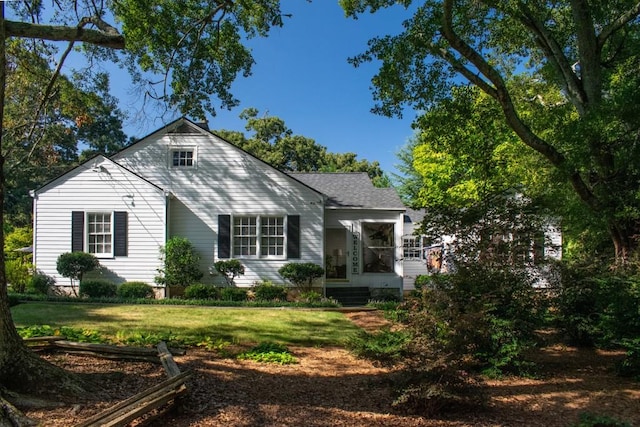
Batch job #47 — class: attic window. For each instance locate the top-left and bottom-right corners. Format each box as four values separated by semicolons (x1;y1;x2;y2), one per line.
171;149;195;167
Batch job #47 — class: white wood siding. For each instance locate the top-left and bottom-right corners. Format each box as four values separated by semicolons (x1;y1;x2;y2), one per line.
112;130;324;287
34;157;166;287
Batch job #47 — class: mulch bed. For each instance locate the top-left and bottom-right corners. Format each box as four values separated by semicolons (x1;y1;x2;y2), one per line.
23;311;640;427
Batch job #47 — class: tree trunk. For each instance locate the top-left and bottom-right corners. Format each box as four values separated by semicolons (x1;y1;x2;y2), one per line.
0;5;92;416
608;220;639;267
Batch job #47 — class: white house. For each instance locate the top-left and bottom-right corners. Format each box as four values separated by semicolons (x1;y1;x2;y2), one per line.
32;118;406;303
401;207;563;292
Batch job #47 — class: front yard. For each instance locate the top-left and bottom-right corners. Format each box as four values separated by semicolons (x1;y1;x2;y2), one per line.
11;304;640;426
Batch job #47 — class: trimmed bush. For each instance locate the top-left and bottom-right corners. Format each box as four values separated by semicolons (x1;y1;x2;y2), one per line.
79;279;117;298
27;272;56;295
117;282;155;299
213;259;245;286
184;284;221;300
56;252;100;282
253;281;288;301
278;262;324;291
220;287;248;301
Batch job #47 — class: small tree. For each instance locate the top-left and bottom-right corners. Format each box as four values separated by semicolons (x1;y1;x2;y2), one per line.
213;259;245;286
278;262;324;292
56;252;100;296
155;236;203;288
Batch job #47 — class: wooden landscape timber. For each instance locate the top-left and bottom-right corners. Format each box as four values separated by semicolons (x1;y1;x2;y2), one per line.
22;337;191;426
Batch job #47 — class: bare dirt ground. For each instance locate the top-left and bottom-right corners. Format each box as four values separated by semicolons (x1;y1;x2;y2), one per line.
25;311;640;427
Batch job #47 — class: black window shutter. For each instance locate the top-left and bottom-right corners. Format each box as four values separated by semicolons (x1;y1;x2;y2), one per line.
218;214;231;258
287;215;300;259
114;211;128;257
71;211;84;252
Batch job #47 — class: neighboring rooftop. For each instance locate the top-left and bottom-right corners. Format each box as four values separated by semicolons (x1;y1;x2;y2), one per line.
289;172;405;210
404;207;427;224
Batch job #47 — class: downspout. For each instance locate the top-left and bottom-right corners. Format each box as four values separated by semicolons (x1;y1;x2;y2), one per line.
320;194;327;299
163;190;171;298
29;190;36;272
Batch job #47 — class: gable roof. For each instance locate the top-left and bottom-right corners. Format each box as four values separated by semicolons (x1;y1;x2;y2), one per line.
111;117;324;198
34;154;166;195
288;172;405;210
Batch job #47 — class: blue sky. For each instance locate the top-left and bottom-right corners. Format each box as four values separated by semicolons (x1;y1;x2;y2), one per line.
108;1;418;176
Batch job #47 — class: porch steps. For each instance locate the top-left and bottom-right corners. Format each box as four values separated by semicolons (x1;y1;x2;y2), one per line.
326;287;370;307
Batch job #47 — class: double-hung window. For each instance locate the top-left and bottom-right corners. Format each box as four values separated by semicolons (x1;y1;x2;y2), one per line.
72;211;127;257
87;212;113;256
233;216;285;258
403;236;427;260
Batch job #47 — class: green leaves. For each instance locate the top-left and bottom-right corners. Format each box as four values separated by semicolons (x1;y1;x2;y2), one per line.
113;0;287;118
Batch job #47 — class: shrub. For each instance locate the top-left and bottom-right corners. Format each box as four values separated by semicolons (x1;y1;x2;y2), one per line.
184;283;221;300
391;368;485;416
278;262;324;291
27;272;56;295
220;287;248;301
79;279;117;298
408;264;544;376
6;259;31;293
298;290;322;302
414;274;431;291
347;328;410;364
155;236;203;287
117;282;155;299
253;281;288;301
616;338;640;380
8;294;20;307
56;252;100;295
213;259;245;286
552;266;640;347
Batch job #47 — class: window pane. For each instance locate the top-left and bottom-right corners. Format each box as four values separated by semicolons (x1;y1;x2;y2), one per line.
172;150;194;167
87;213;112;255
363;223;394;273
233;217;257;257
260;216;284;257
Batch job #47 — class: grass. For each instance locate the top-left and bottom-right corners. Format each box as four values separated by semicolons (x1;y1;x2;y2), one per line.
11;302;360;347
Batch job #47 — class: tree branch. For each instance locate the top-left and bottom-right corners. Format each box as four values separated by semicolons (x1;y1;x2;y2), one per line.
4;20;124;49
440;0;600;211
570;0;601;105
598;1;640;49
514;3;587;114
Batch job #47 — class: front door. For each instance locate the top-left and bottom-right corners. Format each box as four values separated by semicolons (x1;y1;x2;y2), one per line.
326;228;348;280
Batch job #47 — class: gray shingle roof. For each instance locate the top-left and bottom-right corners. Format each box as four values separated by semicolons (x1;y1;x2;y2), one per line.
404;207;427;224
288;172;405;210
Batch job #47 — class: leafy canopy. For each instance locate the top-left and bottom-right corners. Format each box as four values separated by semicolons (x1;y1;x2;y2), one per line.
343;0;640;261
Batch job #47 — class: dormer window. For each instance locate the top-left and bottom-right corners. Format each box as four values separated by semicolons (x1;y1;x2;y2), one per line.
171;149;196;167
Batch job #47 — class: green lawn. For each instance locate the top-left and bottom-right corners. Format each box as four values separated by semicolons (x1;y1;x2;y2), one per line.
11;302;361;347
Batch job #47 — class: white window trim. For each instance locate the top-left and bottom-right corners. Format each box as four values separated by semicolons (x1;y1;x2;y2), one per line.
169;146;198;168
86;211;114;258
403;235;426;260
232;215;287;260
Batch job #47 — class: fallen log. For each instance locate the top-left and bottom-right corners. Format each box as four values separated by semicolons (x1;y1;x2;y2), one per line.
157;342;181;377
76;370;192;427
